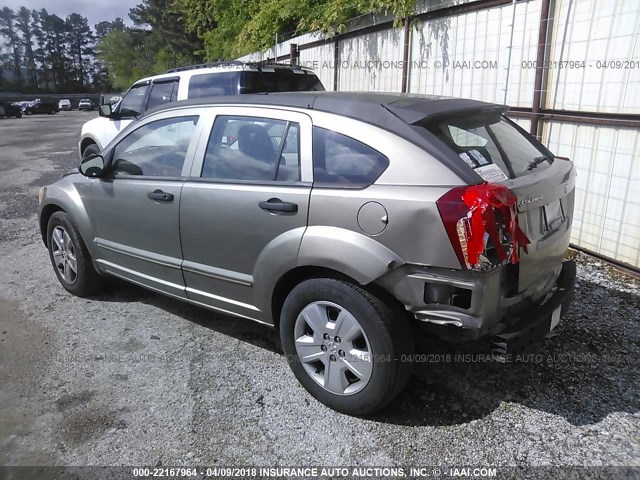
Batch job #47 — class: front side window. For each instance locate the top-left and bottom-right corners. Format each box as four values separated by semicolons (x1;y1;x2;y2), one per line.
118;83;149;117
202;115;301;182
147;81;178;110
111;116;199;177
312;127;389;187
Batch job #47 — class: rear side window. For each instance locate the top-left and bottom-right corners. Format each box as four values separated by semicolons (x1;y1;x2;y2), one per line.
202;115;301;182
188;72;241;98
312;127;389;187
421;112;550;180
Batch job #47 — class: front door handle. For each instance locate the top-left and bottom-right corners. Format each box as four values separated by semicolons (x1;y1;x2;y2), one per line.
259;199;298;213
147;189;174;202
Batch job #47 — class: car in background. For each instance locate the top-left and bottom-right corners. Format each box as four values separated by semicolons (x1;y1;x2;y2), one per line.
0;102;23;118
12;101;31;113
41;92;576;415
58;99;72;111
23;99;59;115
78;99;93;111
79;61;325;158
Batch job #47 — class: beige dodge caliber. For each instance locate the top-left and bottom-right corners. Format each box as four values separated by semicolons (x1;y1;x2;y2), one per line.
38;92;576;415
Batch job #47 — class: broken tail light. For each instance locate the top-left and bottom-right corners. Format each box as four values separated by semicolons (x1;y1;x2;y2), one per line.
437;183;530;270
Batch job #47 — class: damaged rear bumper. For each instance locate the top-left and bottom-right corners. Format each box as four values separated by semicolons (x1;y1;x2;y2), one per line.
376;259;576;345
492;260;576;361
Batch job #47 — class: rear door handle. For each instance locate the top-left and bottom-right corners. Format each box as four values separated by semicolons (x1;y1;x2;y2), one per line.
259;199;298;213
147;189;174;202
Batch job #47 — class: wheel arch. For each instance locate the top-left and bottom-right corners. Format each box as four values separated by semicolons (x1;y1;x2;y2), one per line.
39;183;98;260
39;203;65;246
80;135;101;156
253;226;405;326
270;265;408;332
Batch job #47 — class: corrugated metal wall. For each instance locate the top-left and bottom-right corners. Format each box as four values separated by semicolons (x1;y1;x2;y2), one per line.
237;0;640;267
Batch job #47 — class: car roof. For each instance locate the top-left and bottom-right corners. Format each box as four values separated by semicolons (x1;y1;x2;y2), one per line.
134;62;318;84
147;91;506;125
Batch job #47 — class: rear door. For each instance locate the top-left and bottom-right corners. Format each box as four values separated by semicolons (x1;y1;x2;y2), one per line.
179;107;313;318
424;113;576;293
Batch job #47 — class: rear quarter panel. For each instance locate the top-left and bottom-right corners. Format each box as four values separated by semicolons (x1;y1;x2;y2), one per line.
305;111;466;271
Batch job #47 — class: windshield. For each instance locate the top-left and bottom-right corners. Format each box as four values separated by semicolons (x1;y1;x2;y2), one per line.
420;112;551;180
118;83;149;117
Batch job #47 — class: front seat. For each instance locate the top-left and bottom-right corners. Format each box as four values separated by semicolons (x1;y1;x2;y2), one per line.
237;124;276;164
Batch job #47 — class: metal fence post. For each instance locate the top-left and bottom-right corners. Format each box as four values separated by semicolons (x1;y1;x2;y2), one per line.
402;17;411;93
333;38;340;91
531;0;553;139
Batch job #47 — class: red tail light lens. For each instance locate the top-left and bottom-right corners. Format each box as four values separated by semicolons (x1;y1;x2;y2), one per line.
436;183;530;270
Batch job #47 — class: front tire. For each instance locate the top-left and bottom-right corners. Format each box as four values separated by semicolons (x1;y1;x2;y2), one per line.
47;212;103;297
82;143;100;158
280;278;413;415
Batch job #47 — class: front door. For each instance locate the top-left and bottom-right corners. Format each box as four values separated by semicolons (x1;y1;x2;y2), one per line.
180;107;313;319
90;113;201;297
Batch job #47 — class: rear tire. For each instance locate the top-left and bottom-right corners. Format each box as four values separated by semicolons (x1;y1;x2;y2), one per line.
280;278;413;415
47;212;104;297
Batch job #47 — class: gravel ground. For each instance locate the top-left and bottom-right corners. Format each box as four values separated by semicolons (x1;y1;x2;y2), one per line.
0;112;639;473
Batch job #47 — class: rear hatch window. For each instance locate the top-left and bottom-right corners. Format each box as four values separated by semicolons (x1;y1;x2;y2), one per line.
420;111;552;182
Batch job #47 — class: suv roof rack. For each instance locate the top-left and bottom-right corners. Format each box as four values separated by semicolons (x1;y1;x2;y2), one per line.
165;60;305;74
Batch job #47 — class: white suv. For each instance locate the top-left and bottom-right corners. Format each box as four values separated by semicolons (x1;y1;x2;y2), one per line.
79;62;325;158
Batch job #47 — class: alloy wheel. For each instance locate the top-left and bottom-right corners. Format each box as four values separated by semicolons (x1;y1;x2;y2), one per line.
293;301;373;395
51;226;77;284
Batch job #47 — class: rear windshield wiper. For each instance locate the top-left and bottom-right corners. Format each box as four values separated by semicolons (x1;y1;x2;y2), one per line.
527;155;553;171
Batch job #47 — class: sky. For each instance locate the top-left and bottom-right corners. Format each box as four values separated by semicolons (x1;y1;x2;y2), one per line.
1;0;136;28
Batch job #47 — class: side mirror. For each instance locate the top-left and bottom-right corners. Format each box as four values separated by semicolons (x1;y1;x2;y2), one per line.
79;154;105;177
99;103;113;117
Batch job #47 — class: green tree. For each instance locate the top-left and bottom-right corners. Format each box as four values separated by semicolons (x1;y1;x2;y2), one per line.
65;13;95;88
130;0;203;61
0;6;23;91
95;17;126;38
96;28;166;90
36;9;71;91
176;0;417;60
16;7;38;90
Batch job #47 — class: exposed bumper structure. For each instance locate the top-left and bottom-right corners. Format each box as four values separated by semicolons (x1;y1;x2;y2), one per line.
492;260;576;361
377;259;576;345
